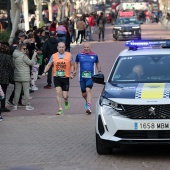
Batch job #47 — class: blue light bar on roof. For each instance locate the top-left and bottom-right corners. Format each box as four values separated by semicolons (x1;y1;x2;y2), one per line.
125;40;170;48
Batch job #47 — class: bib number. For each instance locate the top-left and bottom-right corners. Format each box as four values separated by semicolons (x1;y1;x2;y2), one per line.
82;71;91;78
56;70;65;77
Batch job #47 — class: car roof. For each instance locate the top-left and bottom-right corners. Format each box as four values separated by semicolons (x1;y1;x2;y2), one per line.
119;48;170;57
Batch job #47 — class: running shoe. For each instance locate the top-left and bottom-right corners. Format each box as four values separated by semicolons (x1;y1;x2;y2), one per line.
86;107;92;115
56;109;64;115
64;101;70;110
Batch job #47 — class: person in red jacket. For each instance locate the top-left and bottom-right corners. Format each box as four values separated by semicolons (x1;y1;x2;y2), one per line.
49;22;57;33
88;14;95;41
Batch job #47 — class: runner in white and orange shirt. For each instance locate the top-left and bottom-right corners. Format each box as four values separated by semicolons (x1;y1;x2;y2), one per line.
42;42;75;115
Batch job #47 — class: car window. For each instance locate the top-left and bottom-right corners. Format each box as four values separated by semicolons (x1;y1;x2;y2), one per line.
116;18;139;25
109;55;170;83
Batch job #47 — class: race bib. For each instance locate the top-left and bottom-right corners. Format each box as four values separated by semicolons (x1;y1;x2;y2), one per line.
82;71;91;78
56;70;65;77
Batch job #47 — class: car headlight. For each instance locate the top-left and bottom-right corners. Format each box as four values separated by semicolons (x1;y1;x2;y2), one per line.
114;27;121;30
99;96;122;111
132;26;140;29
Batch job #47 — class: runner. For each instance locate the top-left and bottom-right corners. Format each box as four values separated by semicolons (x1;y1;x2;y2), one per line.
73;42;101;114
42;42;75;115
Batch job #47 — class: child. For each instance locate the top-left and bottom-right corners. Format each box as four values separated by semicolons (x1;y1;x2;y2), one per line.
31;58;40;91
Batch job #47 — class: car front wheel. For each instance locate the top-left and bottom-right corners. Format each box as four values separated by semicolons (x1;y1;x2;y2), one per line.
96;133;112;155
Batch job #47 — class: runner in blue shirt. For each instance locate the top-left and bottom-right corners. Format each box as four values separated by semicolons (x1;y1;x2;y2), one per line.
74;42;101;114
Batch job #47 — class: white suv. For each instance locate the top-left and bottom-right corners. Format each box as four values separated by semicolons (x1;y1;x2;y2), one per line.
93;40;170;154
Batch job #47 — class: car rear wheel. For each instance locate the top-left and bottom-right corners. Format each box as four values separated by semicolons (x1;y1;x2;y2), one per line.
96;133;112;155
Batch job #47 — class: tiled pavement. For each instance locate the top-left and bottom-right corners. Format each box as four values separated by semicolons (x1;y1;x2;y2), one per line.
1;23;170;170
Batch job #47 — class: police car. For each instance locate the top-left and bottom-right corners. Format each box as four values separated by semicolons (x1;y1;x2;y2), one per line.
113;16;142;40
92;40;170;154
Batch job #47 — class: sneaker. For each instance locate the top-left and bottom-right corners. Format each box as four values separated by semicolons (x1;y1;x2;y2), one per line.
44;85;52;89
86;107;92;115
7;100;14;106
98;39;100;42
26;105;34;111
102;39;105;41
18;103;26;108
56;109;64;115
31;86;38;91
0;108;10;112
13;106;18;110
64;101;70;110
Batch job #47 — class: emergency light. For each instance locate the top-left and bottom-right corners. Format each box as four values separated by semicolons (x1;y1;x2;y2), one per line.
125;40;170;50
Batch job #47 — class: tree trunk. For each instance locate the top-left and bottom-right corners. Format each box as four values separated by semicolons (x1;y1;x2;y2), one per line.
23;0;29;31
8;0;22;45
48;2;53;21
10;0;15;24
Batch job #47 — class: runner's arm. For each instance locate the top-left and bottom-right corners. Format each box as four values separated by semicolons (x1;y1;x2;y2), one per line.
96;62;102;73
73;62;79;76
42;55;53;76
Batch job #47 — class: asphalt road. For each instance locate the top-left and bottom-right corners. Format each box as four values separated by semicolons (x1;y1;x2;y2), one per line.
1;23;170;170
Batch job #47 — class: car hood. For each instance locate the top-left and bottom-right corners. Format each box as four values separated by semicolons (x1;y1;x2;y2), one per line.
103;82;170;104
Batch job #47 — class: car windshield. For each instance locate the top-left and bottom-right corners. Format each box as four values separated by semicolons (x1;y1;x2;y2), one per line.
115;18;139;25
109;55;170;83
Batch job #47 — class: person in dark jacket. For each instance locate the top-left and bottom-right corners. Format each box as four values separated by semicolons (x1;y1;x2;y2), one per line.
0;43;15;112
97;12;106;42
42;31;58;89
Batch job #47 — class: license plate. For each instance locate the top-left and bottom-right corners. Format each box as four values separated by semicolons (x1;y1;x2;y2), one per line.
123;32;131;35
134;122;170;130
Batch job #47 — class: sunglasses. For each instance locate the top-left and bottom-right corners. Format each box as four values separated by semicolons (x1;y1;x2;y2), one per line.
22;48;27;50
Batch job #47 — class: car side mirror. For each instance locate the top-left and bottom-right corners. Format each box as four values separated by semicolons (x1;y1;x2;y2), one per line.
92;74;105;85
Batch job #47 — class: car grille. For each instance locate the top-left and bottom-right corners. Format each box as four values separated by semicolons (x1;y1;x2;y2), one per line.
115;130;170;139
119;105;170;119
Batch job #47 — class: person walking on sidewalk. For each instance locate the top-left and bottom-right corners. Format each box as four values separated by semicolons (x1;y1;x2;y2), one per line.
42;42;75;115
97;12;106;42
73;42;101;114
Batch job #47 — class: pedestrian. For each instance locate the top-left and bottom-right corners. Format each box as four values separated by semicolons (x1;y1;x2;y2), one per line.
57;21;67;44
76;17;86;44
13;43;37;111
88;14;95;41
42;31;58;89
97;12;106;42
42;42;75;115
0;43;14;112
73;42;101;114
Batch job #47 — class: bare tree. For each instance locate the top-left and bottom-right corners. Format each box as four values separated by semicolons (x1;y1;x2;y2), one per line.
8;0;22;45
